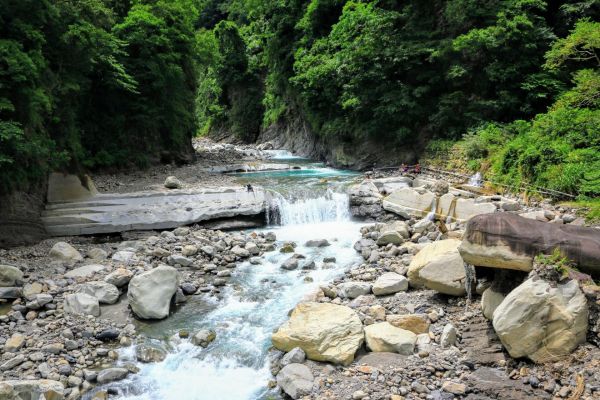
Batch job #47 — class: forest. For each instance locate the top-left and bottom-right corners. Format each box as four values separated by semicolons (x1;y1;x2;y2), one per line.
1;0;598;198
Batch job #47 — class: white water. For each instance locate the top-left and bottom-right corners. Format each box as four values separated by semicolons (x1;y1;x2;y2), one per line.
102;165;362;400
263;149;304;160
468;172;483;187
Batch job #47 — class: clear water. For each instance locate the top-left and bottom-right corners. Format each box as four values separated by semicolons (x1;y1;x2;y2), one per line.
99;156;363;400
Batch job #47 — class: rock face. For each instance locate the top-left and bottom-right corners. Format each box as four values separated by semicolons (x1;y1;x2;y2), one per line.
407;239;466;296
277;363;314;399
459;213;600;275
272;302;364;365
492;278;588;363
0;379;64;399
127;265;179;320
49;242;83;265
0;265;23;287
63;293;100;317
364;322;416;355
372;273;408;296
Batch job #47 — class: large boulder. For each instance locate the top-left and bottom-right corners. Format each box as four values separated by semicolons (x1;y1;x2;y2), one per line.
407;239;466;296
272;302;364;365
364;322;416;355
492;278;588;363
63;293;100;317
0;265;23;287
0;379;64;400
127;265;179;320
372;273;408;296
372;176;413;195
459;213;600;275
276;364;314;399
49;242;83;265
382;188;435;219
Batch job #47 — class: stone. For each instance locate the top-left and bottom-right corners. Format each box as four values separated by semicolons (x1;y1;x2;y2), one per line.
372;272;408;296
87;248;108;260
96;328;120;341
276;363;314;400
167;254;193;267
441;323;457;348
23;282;43;300
191;329;216;347
413;218;434;234
128;265;179;320
49;242;83;265
481;287;505;320
372;176;413;194
459;213;600;275
441;381;467;395
281;347;306;366
0;286;22;299
305;239;330;247
112;250;136;264
0;380;64;399
96;368;129;384
407;239;465;295
65;264;105;279
386;314;430;335
0;264;23;287
364;322;416;355
376;231;404;246
281;257;299;271
164;176;183;189
104;268;133;287
135;344;167;363
338;282;372;299
79;281;120;304
382;188;435;219
272;302;364;365
492;278;587;363
4;333;26;352
231;245;250;258
64;293;100;316
182;245;198;256
0;354;25;370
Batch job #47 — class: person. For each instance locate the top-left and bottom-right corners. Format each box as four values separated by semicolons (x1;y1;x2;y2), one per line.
246;184;254;193
401;163;408;173
414;163;421;174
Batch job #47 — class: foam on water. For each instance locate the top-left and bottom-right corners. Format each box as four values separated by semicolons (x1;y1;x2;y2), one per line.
263;149;305;160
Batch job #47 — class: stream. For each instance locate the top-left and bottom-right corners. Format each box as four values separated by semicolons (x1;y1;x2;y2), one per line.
104;153;364;400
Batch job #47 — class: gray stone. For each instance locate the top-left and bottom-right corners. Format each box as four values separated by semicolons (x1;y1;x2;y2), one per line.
372;272;408;296
128;265;179;320
164;176;183;189
276;363;314;399
441;323;457;348
64;293;100;316
0;265;23;287
191;329;216;347
96;368;129;384
338;282;372;299
80;281;120;304
65;264;105;279
49;242;83;265
281;347;306;366
104;268;134;287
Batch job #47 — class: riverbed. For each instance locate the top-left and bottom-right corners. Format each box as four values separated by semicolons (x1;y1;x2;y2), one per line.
100;153;365;399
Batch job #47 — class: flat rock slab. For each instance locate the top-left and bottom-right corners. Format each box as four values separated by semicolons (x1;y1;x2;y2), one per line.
467;367;551;399
42;187;266;236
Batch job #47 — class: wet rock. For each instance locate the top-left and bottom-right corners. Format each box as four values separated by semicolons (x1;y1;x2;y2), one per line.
96;328;120;341
386;314;430;334
164;176;183;189
276;363;314;400
281;347;306;366
64;293;100;317
493;278;587;363
128;264;179;320
279;242;296;253
104;268;133;287
96;368;129;384
372;272;408;296
191;329;216;347
407;239;465;296
49;242;83;265
364;322;416;355
338;282;372;299
0;264;24;287
135;344;167;363
305;239;330;247
181;282;197;295
0;286;22;299
80;281;120;304
65;264;105;279
272;302;364;365
281;256;299;271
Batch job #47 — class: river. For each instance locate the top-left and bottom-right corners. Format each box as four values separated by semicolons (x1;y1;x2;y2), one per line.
98;152;365;399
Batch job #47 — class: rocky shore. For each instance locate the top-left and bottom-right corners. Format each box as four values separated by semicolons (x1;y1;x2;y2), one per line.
1;141;599;400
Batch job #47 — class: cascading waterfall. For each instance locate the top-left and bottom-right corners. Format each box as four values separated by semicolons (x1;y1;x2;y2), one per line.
426;197;438;221
267;189;350;226
468;172;483;187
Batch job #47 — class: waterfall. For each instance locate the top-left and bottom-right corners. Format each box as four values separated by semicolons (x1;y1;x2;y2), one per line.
264;150;303;160
267;189;350;226
425;197;438;221
468;172;483;187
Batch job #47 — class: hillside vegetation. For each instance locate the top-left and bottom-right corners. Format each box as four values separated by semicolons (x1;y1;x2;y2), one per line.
1;0;599;197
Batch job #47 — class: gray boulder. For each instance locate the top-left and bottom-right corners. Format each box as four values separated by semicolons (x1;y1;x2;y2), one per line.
49;242;83;265
127;265;179;319
338;282;372;299
63;293;100;316
0;265;23;287
276;363;314;399
96;367;129;384
372;272;408;296
79;281;120;304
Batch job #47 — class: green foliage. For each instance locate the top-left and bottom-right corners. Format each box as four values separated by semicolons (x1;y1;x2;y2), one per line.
545;19;600;69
